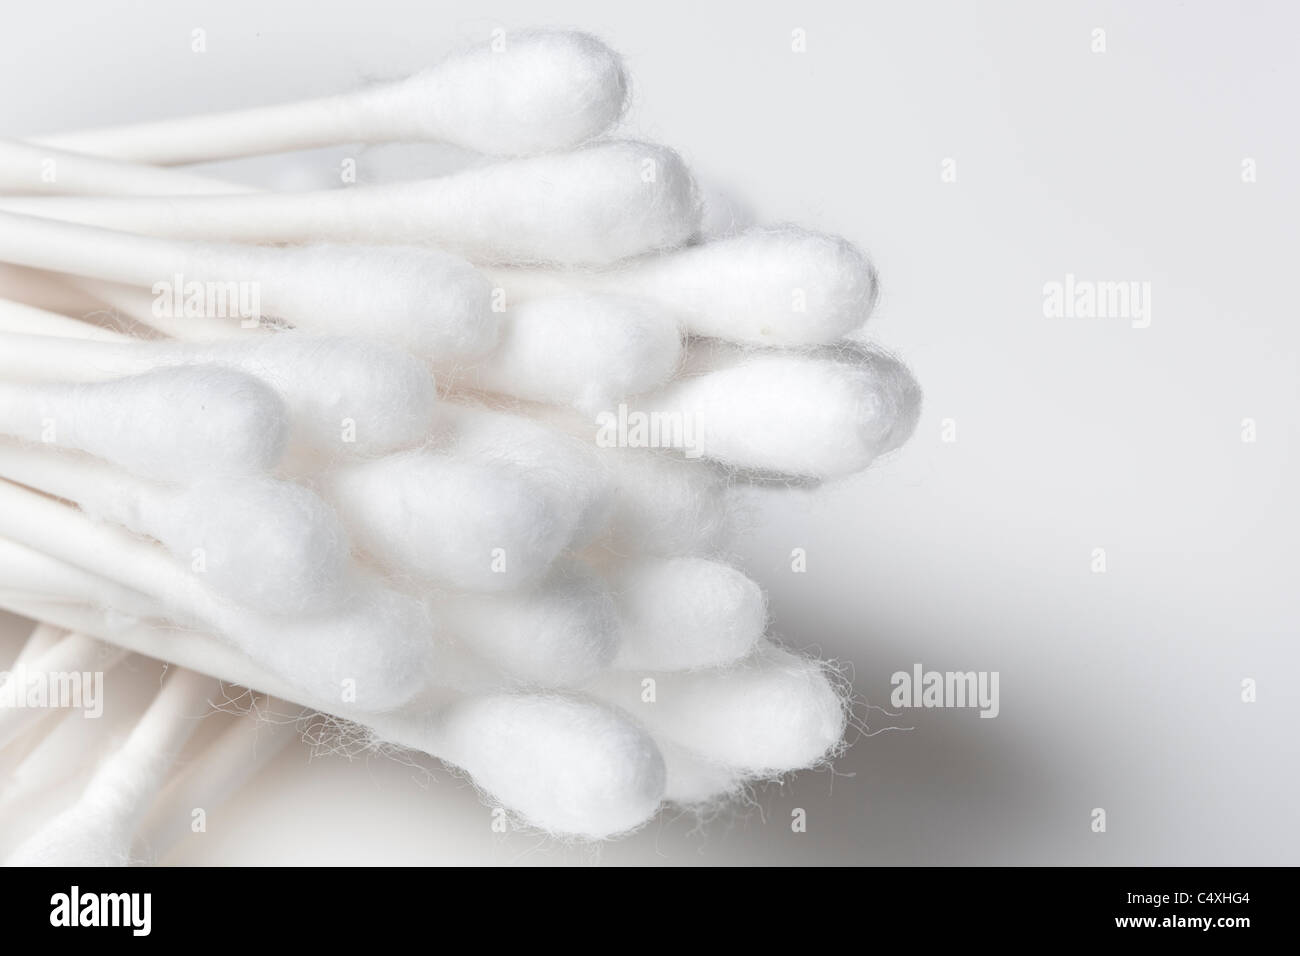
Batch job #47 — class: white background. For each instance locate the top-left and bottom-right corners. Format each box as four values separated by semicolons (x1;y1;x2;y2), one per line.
2;0;1297;864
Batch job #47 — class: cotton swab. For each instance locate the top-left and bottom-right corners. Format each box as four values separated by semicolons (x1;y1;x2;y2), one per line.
0;485;432;712
32;30;628;163
321;404;613;591
591;447;735;557
0;139;249;196
322;450;594;591
431;692;664;838
5;667;219;866
0;443;352;614
431;561;619;687
434;403;613;547
609;557;766;671
486;226;880;346
585;642;847;775
0;142;702;267
456;293;684;412
627;346;923;480
0;366;289;483
0;212;497;359
0;589;666;840
0;328;438;456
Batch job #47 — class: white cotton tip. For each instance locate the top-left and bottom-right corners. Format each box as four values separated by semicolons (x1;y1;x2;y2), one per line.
212;334;437;455
105;476;351;615
463;294;682;412
660;741;746;806
611;557;766;671
433;693;666;838
241;244;498;360
587;644;848;774
392;30;628;155
594;448;735;555
323;450;577;591
3;803;131;866
433;562;620;687
618;227;879;346
432;141;700;265
648;347;922;479
0;366;288;483
436;403;612;546
199;576;433;712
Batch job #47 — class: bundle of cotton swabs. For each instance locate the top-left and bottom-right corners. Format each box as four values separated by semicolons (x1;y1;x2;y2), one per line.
0;29;921;863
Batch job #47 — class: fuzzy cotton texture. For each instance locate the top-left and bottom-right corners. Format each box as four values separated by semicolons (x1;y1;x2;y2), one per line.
610;556;766;671
323;450;584;591
431;693;665;839
644;345;923;479
586;643;847;775
459;293;683;412
487;226;879;346
0;366;288;483
431;561;620;687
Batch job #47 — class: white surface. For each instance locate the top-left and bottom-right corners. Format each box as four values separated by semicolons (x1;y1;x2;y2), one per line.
2;0;1297;864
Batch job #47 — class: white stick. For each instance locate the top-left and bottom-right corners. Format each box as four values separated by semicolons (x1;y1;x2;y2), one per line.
0;631;126;751
31;30;628;163
8;621;65;668
0;142;700;266
0;211;497;358
0;139;249;196
135;696;302;860
4;666;220;865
